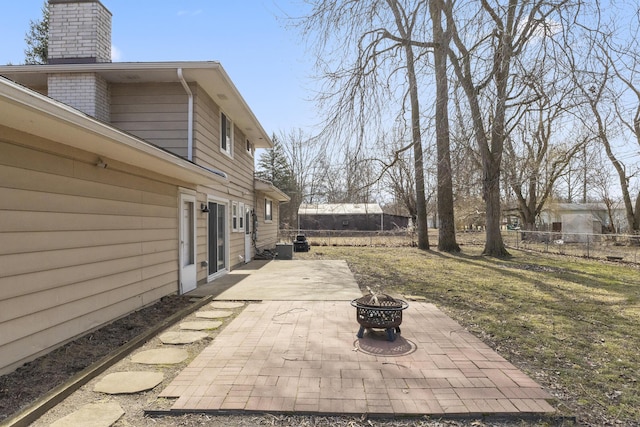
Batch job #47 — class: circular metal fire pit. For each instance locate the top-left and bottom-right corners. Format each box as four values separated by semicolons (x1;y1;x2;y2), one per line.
351;294;408;341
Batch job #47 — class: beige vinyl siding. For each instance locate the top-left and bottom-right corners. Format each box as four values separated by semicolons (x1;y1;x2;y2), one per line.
192;85;256;273
110;82;189;158
255;194;280;250
192;85;255;189
0;135;182;375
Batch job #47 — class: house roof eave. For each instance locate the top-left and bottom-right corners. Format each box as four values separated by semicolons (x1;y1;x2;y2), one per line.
0;76;228;186
254;178;290;203
0;61;273;148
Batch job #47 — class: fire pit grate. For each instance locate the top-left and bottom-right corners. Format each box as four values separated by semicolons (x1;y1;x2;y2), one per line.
351;293;408;341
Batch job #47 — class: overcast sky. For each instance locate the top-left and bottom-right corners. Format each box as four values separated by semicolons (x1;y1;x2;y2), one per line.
0;0;320;137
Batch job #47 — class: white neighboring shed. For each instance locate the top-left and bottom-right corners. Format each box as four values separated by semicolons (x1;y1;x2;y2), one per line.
561;214;602;243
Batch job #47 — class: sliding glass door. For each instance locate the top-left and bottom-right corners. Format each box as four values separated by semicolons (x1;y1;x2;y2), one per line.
208;201;227;277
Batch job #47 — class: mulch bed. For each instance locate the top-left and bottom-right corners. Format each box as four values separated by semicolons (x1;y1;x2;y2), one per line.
0;294;194;422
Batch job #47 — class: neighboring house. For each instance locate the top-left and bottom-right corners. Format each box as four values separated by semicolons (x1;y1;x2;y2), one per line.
298;203;410;231
539;203;627;234
0;0;288;375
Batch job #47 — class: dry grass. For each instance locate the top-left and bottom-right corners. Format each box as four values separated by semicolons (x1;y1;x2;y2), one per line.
280;230;640;264
296;246;640;426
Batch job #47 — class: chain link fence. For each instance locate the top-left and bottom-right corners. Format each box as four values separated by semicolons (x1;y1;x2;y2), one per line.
279;228;640;263
505;229;640;263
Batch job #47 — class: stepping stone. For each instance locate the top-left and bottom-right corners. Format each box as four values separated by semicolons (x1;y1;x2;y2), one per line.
159;331;208;344
131;348;188;365
50;401;124;427
94;371;164;394
180;320;222;330
195;310;233;319
210;301;244;309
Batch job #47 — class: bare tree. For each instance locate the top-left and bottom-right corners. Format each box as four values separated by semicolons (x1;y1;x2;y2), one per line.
278;129;328;226
429;0;460;251
502;66;586;230
569;9;640;235
591;150;622;233
386;0;433;249
450;81;485;229
376;126;422;226
442;0;572;256
297;0;437;249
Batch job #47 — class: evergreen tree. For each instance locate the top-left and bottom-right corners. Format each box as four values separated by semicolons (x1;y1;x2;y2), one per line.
257;135;299;228
257;135;294;189
24;2;49;65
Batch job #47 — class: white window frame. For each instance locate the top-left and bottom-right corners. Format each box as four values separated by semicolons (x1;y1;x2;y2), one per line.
220;111;233;157
238;202;245;231
265;198;273;222
232;201;238;232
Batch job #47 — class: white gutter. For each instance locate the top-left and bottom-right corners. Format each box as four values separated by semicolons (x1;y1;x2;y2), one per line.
177;68;194;161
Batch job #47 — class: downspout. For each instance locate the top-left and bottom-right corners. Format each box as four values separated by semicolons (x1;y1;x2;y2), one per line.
177;68;193;161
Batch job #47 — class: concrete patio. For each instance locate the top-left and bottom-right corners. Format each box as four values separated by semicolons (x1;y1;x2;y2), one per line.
159;260;555;417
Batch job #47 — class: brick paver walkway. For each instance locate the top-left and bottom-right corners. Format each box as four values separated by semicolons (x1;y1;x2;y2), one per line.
159;300;555;417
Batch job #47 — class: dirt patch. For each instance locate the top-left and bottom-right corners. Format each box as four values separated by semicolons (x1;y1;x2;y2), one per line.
0;294;194;422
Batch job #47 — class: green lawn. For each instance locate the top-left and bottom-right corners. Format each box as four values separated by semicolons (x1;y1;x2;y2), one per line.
296;246;640;425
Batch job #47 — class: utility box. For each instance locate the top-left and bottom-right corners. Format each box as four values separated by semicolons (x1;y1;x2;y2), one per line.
275;243;293;260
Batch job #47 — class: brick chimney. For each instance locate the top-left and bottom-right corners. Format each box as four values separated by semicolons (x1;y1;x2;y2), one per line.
47;0;112;121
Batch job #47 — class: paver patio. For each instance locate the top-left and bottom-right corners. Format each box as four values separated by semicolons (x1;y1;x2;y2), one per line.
158;299;555;417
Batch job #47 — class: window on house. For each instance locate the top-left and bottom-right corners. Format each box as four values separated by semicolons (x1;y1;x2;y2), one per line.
265;199;273;221
232;201;238;232
238;203;245;231
221;112;233;156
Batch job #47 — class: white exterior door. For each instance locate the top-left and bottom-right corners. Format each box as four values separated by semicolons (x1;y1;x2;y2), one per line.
179;193;197;294
244;207;252;263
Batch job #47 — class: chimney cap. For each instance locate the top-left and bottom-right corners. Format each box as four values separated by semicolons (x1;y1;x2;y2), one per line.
49;0;112;12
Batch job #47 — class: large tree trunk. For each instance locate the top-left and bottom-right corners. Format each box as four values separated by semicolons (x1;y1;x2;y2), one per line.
443;0;510;257
386;0;429;250
479;1;514;257
407;49;430;250
483;154;509;256
431;0;460;252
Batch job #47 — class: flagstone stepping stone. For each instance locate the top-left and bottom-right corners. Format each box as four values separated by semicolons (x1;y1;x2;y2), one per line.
210;301;245;309
180;320;223;330
50;401;124;427
159;330;208;344
131;348;188;365
94;371;164;394
195;310;233;319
